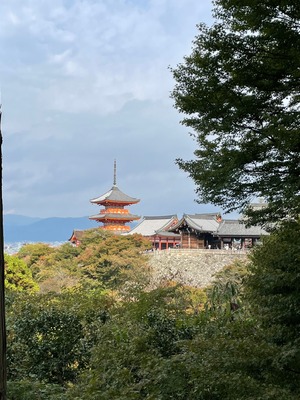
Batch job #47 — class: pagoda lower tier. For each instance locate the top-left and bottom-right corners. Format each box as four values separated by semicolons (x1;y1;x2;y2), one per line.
89;209;140;233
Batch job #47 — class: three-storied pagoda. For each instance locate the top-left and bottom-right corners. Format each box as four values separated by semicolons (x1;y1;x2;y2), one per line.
89;161;140;233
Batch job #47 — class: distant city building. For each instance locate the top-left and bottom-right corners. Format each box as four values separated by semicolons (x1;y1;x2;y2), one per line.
89;161;140;234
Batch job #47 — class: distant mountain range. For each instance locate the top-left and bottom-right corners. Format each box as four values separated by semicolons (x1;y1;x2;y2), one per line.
4;214;99;243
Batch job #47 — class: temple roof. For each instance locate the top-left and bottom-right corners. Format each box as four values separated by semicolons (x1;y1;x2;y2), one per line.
90;185;140;205
68;229;86;242
128;215;178;236
155;230;181;238
89;212;140;222
216;219;269;237
169;213;221;233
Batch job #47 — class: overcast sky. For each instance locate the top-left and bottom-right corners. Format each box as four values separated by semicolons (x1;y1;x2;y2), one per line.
0;0;229;219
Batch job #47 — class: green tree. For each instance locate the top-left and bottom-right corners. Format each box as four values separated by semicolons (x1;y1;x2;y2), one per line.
78;230;152;290
17;243;84;293
9;300;84;385
7;290;113;386
30;243;82;293
15;232;151;293
7;380;67;400
66;285;204;400
4;255;39;293
171;0;300;225
246;220;300;389
17;243;55;276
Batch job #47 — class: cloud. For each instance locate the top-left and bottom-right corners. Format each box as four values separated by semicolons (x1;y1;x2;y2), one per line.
0;0;215;218
2;0;212;115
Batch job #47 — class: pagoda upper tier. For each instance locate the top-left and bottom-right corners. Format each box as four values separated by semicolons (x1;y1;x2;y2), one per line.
90;185;140;206
89;161;140;233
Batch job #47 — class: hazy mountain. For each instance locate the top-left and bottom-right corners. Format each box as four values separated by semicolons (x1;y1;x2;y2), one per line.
4;215;99;243
4;214;42;227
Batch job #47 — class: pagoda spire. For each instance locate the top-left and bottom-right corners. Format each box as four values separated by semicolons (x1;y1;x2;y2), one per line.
113;159;117;186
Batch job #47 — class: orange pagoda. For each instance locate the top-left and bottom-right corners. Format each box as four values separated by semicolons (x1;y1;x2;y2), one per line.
89;161;140;233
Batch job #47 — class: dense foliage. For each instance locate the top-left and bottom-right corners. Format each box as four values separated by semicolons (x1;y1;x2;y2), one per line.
5;220;300;399
77;229;152;290
7;290;113;387
171;0;300;225
15;230;151;293
246;221;300;390
4;255;38;293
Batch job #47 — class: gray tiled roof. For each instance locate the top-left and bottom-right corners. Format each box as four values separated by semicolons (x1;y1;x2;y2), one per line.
169;213;220;233
216;219;268;237
128;215;178;236
68;228;96;241
155;230;181;238
68;229;85;241
90;185;140;204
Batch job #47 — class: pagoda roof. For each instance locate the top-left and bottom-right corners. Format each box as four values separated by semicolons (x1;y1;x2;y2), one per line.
90;185;140;205
169;213;221;233
216;219;269;237
128;215;178;236
89;212;140;222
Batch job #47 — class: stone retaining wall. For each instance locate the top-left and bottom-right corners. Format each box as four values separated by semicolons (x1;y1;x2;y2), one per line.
147;249;248;288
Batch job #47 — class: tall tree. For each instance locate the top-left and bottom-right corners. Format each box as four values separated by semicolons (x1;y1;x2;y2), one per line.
247;221;300;385
171;0;300;225
0;106;6;399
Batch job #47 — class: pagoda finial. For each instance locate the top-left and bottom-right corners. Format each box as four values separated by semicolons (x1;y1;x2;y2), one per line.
113;159;117;186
